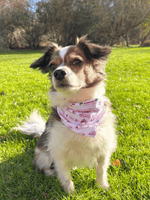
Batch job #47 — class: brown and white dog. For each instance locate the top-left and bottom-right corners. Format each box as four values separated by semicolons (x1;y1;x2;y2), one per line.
17;36;117;193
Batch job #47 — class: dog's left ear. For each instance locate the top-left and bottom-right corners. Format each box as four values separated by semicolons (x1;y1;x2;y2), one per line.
76;36;111;60
30;44;57;73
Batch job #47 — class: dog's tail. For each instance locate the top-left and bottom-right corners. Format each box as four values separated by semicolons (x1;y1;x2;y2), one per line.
14;110;46;138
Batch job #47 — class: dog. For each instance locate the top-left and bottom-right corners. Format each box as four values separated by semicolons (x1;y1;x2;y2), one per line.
17;36;117;193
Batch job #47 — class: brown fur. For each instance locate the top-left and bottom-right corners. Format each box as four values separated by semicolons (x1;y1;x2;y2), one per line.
25;36;117;193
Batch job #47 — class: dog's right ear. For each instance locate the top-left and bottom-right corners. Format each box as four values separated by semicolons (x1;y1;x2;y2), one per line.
30;44;57;73
76;36;111;61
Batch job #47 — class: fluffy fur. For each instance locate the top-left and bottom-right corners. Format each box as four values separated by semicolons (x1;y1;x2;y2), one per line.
17;36;117;193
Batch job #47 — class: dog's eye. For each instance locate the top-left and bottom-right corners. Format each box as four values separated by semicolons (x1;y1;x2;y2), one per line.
49;63;56;71
73;59;82;66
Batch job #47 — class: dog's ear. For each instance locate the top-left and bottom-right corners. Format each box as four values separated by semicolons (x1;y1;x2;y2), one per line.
76;36;111;61
30;44;57;73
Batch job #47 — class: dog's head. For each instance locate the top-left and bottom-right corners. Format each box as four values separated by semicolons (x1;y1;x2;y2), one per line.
30;36;111;100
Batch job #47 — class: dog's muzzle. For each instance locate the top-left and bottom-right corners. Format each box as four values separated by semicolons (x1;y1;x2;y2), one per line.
54;69;67;81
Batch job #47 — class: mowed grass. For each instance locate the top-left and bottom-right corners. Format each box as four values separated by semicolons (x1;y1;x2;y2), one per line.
0;47;150;200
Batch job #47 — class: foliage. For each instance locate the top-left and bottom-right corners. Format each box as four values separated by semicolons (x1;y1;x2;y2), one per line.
0;0;43;49
142;40;150;46
7;29;27;49
90;0;150;46
0;0;150;49
35;0;150;46
0;0;29;49
17;0;46;49
0;47;150;199
19;11;45;49
36;0;93;46
140;14;150;46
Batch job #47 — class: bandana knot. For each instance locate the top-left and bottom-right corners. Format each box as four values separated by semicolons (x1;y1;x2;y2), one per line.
57;96;105;138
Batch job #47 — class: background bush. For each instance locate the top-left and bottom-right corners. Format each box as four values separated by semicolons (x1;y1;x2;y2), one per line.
142;40;150;47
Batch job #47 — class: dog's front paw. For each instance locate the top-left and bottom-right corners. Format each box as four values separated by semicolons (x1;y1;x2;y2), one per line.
101;181;110;190
65;180;74;194
96;179;110;190
44;168;55;177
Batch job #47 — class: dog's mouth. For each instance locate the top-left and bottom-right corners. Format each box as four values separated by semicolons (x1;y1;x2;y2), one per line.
57;83;74;88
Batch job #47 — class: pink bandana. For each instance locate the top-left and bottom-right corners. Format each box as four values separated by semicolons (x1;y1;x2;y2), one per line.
57;96;105;138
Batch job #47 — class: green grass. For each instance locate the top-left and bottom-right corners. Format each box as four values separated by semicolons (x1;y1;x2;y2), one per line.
0;47;150;199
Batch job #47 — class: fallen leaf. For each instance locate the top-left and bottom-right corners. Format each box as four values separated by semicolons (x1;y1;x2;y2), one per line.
112;159;122;167
43;192;48;199
6;176;9;182
2;135;7;140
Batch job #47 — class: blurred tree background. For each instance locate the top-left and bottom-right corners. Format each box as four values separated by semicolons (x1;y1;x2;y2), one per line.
0;0;150;50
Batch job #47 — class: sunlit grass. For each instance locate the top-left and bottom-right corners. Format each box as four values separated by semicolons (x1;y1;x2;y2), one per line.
0;47;150;199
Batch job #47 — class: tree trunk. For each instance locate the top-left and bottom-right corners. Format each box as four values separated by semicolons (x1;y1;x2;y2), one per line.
126;32;129;47
140;31;150;47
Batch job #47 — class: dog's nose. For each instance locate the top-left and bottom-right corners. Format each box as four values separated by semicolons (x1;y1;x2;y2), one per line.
54;69;67;81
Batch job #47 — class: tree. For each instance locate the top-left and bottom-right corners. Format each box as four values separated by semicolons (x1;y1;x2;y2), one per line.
19;11;45;49
90;0;150;46
0;0;29;49
36;0;94;46
0;0;45;49
140;15;150;46
1;0;150;49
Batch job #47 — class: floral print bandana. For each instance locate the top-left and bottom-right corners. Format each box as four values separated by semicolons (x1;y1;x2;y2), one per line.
57;96;105;138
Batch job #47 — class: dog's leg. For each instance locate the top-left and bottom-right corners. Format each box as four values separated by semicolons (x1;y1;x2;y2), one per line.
54;160;74;193
33;147;55;176
96;154;111;189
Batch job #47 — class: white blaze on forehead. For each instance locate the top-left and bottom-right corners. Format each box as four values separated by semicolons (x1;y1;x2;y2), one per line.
59;46;71;59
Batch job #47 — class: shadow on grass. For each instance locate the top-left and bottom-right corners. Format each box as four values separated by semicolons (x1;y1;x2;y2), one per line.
0;130;110;200
0;131;106;199
0;132;67;200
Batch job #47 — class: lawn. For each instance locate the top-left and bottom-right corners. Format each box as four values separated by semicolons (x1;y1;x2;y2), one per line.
0;47;150;200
